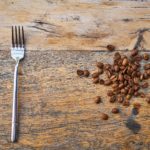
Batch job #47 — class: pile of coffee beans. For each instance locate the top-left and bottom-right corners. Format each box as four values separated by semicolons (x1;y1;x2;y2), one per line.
77;47;150;120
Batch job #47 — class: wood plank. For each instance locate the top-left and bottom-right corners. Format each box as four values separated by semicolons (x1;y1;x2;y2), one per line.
0;50;150;149
0;0;150;50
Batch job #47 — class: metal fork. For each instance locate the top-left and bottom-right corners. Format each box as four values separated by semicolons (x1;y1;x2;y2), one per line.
11;26;25;142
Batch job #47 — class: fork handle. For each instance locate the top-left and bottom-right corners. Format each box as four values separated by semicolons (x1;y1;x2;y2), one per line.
11;61;19;142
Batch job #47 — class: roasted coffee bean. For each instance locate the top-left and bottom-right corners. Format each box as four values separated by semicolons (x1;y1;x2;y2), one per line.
107;90;114;97
139;92;146;98
114;52;121;60
145;70;150;76
92;72;100;78
121;89;128;95
104;64;111;70
105;70;111;78
133;77;139;84
133;102;141;109
95;96;102;104
141;82;149;88
84;70;90;77
96;62;104;68
146;97;150;104
114;65;120;72
133;85;140;91
144;63;150;70
117;96;124;103
143;72;148;79
104;80;112;86
98;68;103;74
122;58;128;66
130;49;138;57
118;83;124;89
118;73;124;81
99;79;104;85
140;74;144;81
128;88;134;95
77;69;84;76
109;96;116;103
123;100;130;106
106;44;115;51
101;113;109;120
134;55;142;61
126;94;132;100
134;92;140;97
93;78;99;84
143;53;149;60
111;108;119;114
112;83;118;89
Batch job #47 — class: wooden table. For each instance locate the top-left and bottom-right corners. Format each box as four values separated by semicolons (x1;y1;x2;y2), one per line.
0;0;150;149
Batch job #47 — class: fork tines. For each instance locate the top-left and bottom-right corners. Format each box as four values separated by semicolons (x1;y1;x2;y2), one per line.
12;26;25;48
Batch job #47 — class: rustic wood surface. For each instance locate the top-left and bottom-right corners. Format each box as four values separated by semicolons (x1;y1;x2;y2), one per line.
0;0;150;150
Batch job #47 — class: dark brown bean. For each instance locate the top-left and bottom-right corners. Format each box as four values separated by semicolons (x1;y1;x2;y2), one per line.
141;82;149;88
111;108;119;114
123;100;130;106
99;79;104;85
77;69;84;76
101;113;109;120
84;70;90;77
96;62;104;68
104;80;112;86
92;72;100;78
122;58;128;66
117;96;124;103
144;63;150;70
107;90;114;97
146;97;150;104
133;102;141;109
93;78;99;84
130;49;138;57
109;96;116;103
143;53;149;60
95;96;102;104
106;44;115;51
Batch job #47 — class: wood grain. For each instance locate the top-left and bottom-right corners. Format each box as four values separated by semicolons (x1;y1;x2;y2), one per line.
0;0;150;50
0;50;150;149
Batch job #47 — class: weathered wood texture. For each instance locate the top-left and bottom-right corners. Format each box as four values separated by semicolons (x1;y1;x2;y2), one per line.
0;50;150;150
0;0;150;150
0;0;150;50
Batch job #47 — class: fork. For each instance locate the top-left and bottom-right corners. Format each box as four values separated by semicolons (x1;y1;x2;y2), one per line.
11;26;25;142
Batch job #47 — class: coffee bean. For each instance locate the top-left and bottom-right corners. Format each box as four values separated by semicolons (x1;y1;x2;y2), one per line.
144;63;150;70
133;77;139;84
107;90;114;97
123;100;130;106
141;82;149;88
95;96;102;104
146;97;150;104
107;44;115;51
130;49;138;57
117;96;124;103
118;73;124;81
122;58;128;66
77;69;84;76
101;113;109;120
111;108;119;114
93;77;99;84
139;92;146;98
143;53;149;60
109;96;116;103
114;65;120;72
104;80;112;86
92;72;100;78
98;68;103;74
114;52;121;60
133;102;141;109
99;79;104;84
84;70;90;77
96;62;104;68
126;94;132;100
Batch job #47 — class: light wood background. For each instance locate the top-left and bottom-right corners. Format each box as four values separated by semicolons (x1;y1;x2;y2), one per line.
0;0;150;150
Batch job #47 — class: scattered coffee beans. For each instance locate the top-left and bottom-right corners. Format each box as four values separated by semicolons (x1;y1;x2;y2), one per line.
77;47;150;120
